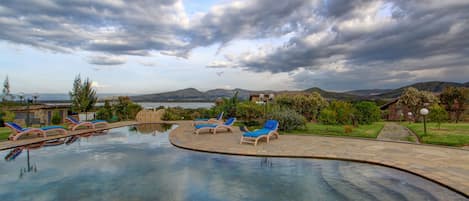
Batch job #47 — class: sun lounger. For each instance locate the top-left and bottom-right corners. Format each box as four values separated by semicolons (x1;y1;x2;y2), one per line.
194;117;236;135
65;116;108;131
193;112;224;126
5;122;68;141
240;120;279;146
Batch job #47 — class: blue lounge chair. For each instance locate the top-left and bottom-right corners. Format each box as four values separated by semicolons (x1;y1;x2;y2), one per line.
5;122;68;141
194;117;236;135
240;120;279;146
65;116;108;131
193;112;224;126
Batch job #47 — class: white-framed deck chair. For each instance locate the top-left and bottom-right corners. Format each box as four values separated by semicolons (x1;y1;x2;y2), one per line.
192;112;224;126
194;117;236;135
5;122;67;141
66;116;108;131
240;120;279;146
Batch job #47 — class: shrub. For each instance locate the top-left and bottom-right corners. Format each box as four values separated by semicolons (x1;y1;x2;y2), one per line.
274;92;328;120
1;110;15;123
162;108;181;121
267;108;306;131
236;101;264;122
318;108;337;125
428;104;448;129
51;110;62;125
344;125;353;133
353;101;381;125
96;108;111;121
113;96;143;120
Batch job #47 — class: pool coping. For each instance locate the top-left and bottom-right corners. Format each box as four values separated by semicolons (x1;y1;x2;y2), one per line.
168;121;469;198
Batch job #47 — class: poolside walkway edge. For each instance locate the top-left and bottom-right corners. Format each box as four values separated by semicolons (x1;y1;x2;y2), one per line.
168;121;469;197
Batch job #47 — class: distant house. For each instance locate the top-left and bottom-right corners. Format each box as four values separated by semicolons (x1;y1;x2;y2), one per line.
249;93;276;104
380;99;412;121
2;104;70;126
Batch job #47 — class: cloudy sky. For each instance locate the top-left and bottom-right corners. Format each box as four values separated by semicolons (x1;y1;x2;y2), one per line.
0;0;468;94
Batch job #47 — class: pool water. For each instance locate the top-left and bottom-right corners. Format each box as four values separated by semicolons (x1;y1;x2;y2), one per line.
0;125;466;201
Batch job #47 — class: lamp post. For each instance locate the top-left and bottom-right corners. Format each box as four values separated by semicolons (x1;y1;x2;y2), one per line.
407;112;413;124
420;108;429;136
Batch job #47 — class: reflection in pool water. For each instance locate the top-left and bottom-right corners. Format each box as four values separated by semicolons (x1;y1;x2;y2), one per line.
0;125;466;201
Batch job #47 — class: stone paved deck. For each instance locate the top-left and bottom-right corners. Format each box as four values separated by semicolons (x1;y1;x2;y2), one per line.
169;121;469;197
0;121;137;151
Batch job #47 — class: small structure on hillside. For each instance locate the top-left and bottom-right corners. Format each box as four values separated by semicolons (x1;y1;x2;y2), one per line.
380;99;412;121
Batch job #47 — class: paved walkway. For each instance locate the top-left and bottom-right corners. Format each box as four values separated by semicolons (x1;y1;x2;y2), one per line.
169;121;469;197
377;122;419;143
0;121;137;151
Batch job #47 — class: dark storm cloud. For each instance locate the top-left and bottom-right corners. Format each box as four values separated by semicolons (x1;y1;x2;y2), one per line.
185;0;315;49
0;0;189;61
215;0;469;89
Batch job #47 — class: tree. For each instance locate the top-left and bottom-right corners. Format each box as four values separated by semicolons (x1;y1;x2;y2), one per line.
440;87;469;123
329;100;354;125
397;87;438;122
51;110;62;125
2;76;12;102
113;96;142;121
428;104;447;129
353;101;381;125
275;92;328;121
69;75;98;120
96;100;113;121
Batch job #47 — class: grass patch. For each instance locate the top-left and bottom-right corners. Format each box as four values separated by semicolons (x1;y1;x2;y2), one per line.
285;122;385;139
0;127;11;141
404;122;469;147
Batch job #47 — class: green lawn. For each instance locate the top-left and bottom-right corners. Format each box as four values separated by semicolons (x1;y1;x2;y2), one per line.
285;122;385;139
0;127;11;141
404;122;469;147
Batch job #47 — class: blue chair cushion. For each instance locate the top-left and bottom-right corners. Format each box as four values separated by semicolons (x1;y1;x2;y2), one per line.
264;120;278;130
7;122;27;132
67;116;81;124
243;128;272;137
224;117;236;126
195;124;217;129
91;120;107;124
41;126;65;131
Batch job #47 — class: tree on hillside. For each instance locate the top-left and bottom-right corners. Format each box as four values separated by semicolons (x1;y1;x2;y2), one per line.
69;75;97;120
2;76;12;102
275;92;328;121
397;87;438;122
440;87;469;123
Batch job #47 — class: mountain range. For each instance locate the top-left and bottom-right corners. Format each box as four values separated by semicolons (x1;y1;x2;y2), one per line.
130;81;469;102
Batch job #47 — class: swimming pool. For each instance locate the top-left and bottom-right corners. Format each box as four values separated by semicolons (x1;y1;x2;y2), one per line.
0;125;466;201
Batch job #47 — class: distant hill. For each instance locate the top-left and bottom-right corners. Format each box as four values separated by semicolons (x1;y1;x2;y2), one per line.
344;89;392;96
130;88;276;102
130;81;469;102
303;87;360;100
375;81;467;99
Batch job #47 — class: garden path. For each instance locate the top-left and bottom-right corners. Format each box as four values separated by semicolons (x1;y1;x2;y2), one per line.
377;122;419;143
